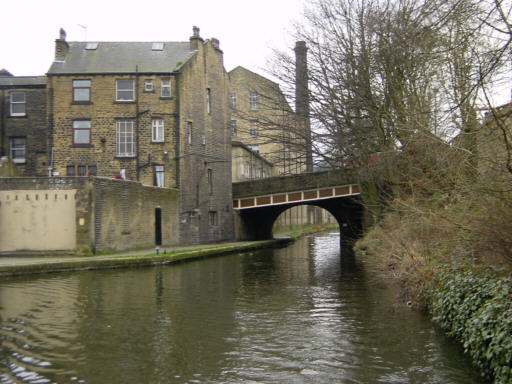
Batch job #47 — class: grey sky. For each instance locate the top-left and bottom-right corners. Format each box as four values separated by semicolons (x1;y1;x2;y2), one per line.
0;0;305;77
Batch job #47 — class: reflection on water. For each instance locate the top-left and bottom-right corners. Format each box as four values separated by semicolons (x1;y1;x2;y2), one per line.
0;233;481;383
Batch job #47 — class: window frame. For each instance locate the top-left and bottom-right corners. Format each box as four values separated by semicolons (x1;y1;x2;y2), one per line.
154;165;165;187
249;120;258;136
161;78;171;98
116;119;135;157
144;79;153;92
207;168;213;194
230;92;236;109
10;92;26;116
206;88;211;114
10;137;26;164
116;79;135;101
230;120;237;137
187;121;192;145
208;211;218;226
249;91;258;110
72;120;91;145
152;119;165;142
72;79;91;102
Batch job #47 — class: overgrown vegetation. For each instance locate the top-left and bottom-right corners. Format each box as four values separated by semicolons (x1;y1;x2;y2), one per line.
269;0;512;381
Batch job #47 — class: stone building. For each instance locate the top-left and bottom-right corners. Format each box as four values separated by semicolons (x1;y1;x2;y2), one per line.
232;140;275;182
228;66;303;175
0;70;48;176
41;26;233;246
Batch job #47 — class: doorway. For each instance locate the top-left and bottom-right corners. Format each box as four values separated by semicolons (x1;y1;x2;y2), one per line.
155;207;162;246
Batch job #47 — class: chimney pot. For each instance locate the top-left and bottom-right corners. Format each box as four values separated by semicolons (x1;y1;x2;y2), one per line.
59;28;67;41
193;26;200;37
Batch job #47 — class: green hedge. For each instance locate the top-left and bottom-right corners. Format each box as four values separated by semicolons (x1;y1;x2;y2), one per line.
430;268;512;383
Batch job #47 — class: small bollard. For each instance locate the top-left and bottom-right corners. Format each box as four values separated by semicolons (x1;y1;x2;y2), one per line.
156;247;160;255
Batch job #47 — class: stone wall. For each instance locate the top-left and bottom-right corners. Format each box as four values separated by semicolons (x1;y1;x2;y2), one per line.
48;74;178;187
0;176;179;253
177;38;234;244
92;177;179;251
0;86;48;176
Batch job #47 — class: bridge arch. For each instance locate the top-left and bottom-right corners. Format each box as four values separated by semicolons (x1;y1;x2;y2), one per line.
234;196;364;241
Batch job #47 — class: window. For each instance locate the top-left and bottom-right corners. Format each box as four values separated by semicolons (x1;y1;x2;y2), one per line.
230;120;237;137
116;119;135;157
230;92;236;109
207;168;213;194
250;144;260;154
73;120;91;145
249;91;258;110
154;165;164;187
242;163;250;177
152;42;164;51
10;137;26;163
208;211;218;226
10;92;25;116
77;165;87;176
116;79;134;101
66;165;96;176
73;80;91;102
187;121;192;144
144;79;153;92
152;119;164;142
161;78;171;97
206;88;211;114
249;120;258;136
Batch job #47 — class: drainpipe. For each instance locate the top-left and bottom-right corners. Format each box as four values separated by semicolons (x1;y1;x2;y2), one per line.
48;77;55;176
0;89;5;157
135;65;140;181
174;71;181;189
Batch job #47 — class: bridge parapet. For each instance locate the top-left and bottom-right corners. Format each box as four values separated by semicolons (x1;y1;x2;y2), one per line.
232;169;359;199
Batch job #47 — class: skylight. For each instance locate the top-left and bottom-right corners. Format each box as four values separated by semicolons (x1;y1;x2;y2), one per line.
85;42;99;50
152;42;164;51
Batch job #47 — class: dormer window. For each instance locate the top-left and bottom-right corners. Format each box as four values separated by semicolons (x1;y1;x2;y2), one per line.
85;42;98;50
152;42;164;51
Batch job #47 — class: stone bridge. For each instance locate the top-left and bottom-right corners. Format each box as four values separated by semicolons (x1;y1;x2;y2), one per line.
233;169;364;241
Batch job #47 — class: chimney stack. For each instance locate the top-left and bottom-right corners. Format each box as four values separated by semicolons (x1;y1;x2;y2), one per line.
294;41;313;172
211;38;220;50
189;26;203;50
55;28;69;61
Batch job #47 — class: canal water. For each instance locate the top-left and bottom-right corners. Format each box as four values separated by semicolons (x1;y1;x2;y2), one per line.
0;233;481;383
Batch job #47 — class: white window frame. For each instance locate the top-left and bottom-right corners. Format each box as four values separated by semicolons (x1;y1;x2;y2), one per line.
249;91;258;110
10;137;26;163
144;79;153;92
73;120;91;145
154;165;164;187
116;120;135;157
116;79;135;101
10;92;26;116
152;119;164;142
161;78;171;97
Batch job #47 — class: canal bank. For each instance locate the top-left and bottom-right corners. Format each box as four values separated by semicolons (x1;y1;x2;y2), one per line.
0;239;289;278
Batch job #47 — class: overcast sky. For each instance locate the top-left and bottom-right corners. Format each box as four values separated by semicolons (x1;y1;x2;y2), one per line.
0;0;306;77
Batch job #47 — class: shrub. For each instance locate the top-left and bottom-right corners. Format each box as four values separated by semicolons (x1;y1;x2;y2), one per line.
430;268;512;383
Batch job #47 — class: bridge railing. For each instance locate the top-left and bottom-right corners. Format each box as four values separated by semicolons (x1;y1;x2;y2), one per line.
232;169;359;199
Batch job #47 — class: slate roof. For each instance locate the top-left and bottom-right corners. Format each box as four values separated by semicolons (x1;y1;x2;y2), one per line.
47;41;196;74
0;76;46;87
